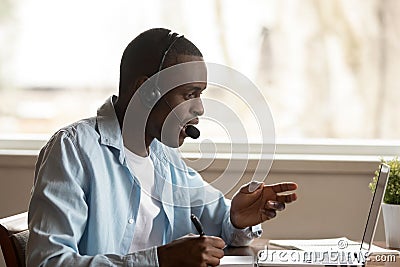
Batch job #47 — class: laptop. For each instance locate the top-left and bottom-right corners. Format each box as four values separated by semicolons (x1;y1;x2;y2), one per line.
257;163;394;266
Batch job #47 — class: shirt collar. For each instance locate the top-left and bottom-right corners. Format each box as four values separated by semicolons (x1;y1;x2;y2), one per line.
96;95;188;169
96;95;125;163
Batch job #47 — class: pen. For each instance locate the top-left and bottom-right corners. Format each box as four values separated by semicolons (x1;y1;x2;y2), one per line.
190;214;205;236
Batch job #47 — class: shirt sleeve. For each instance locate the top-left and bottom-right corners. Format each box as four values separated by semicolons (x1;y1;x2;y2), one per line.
186;167;263;247
27;130;160;267
222;212;263;247
201;197;263;247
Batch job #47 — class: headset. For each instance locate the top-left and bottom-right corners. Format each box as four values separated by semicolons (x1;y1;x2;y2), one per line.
140;31;184;109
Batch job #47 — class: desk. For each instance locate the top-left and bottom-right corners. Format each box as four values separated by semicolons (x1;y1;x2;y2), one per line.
224;239;400;266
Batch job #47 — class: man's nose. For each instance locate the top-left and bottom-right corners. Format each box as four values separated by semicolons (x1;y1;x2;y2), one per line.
190;98;204;117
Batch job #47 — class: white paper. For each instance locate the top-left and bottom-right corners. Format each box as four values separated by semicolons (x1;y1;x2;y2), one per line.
218;255;254;266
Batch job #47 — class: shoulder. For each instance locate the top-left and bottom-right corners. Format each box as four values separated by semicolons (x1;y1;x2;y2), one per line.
41;117;98;154
59;117;98;140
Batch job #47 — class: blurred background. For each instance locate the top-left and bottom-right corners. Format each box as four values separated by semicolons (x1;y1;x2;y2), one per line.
0;0;399;143
1;3;399;265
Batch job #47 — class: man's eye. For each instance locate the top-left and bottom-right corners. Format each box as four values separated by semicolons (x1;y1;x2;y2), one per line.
186;93;196;99
186;90;203;100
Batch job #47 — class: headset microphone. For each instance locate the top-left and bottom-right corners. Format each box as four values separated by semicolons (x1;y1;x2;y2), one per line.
185;125;200;139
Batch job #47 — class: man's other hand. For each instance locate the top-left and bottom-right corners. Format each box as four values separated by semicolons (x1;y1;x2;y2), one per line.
230;182;298;229
157;234;225;267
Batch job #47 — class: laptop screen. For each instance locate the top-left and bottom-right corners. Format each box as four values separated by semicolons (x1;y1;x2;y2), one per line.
361;163;390;250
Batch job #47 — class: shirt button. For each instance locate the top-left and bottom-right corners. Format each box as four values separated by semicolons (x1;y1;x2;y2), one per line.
128;218;134;224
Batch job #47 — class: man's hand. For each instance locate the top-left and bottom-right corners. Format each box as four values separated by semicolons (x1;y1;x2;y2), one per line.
230;182;298;229
157;234;225;267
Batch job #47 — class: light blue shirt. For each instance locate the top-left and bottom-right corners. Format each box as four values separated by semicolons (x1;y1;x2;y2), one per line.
27;96;262;266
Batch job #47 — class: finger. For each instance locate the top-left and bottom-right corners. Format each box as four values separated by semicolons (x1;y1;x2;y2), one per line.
177;233;196;239
240;181;264;194
205;243;224;267
276;193;297;203
260;208;276;220
210;247;224;259
270;182;298;193
207;236;226;249
248;181;264;192
207;256;222;267
265;200;285;211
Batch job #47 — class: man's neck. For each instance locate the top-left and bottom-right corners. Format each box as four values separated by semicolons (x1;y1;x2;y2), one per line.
115;99;152;157
114;99;126;130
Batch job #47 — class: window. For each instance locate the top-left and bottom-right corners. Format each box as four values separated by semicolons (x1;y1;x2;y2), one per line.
1;0;399;147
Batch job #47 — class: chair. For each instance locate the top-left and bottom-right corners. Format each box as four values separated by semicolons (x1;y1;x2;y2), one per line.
0;212;28;267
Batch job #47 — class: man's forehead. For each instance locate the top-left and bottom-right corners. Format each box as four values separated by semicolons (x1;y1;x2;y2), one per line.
157;60;207;93
181;82;207;91
164;81;207;97
176;55;207;79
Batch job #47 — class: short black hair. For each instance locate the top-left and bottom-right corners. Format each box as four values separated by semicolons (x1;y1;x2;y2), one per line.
161;34;203;69
119;28;203;96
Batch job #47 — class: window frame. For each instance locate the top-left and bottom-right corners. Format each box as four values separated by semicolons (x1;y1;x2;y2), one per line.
1;134;398;164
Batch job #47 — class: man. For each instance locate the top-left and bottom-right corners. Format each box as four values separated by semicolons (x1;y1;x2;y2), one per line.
27;28;297;267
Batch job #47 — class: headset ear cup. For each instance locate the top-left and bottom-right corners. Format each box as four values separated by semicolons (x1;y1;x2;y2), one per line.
151;87;161;106
139;84;162;109
139;31;182;109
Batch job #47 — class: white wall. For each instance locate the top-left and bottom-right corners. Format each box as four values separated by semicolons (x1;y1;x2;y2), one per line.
0;153;384;266
195;157;385;241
